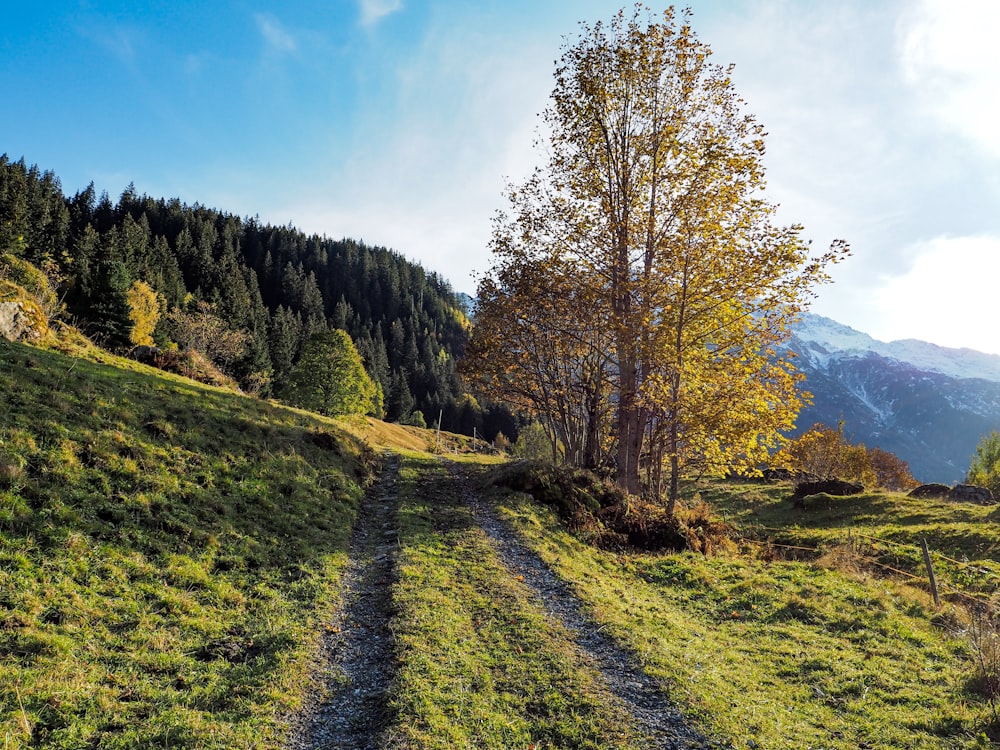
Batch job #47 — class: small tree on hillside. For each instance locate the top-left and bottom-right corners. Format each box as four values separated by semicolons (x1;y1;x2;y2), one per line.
867;446;919;492
126;280;162;347
513;421;563;463
777;422;917;490
283;329;380;418
968;431;1000;497
167;300;248;373
777;423;872;484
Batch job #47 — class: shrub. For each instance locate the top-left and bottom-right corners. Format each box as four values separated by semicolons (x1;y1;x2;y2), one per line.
491;461;733;553
400;410;427;428
512;421;559;462
968;431;1000;498
776;423;917;490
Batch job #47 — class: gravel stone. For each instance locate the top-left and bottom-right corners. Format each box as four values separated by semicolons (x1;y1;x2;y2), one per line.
446;461;729;750
283;456;400;750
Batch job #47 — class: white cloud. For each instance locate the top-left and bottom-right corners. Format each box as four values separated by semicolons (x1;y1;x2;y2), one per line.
871;236;1000;354
261;10;556;293
254;13;297;55
897;0;1000;158
359;0;404;28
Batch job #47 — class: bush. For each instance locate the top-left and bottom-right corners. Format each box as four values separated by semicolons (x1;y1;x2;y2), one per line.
512;421;559;462
491;461;733;553
968;431;1000;499
400;410;427;428
776;423;917;491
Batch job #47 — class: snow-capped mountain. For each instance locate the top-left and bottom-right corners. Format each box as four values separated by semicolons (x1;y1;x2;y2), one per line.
789;314;1000;484
793;314;1000;383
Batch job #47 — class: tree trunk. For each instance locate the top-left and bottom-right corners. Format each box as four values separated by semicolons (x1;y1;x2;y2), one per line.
583;382;602;470
616;371;645;495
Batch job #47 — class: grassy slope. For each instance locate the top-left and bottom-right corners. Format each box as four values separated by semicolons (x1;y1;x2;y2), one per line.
485;470;994;749
699;481;1000;599
385;454;650;749
4;329;996;749
0;338;374;749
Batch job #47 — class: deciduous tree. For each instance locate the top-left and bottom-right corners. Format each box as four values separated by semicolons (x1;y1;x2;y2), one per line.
464;252;613;469
777;423;874;485
776;423;917;491
166;300;248;373
126;279;162;347
282;329;380;418
470;5;847;511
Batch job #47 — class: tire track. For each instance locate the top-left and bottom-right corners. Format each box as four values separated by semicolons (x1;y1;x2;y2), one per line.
284;455;400;750
446;460;724;750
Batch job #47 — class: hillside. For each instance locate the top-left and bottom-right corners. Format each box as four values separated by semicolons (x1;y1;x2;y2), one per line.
0;335;377;746
0;155;515;441
790;313;1000;483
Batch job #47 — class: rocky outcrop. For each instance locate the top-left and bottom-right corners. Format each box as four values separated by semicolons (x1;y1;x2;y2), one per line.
947;484;995;505
908;483;952;499
908;482;995;504
791;479;865;510
0;298;46;342
0;301;26;341
793;479;865;498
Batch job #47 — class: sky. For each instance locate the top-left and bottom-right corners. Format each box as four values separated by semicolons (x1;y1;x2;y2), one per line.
2;1;1000;353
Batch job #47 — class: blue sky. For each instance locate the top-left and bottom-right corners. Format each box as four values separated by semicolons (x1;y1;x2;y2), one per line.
3;1;1000;352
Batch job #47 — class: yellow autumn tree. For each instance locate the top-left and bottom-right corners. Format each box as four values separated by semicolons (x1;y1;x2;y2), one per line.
469;6;848;513
777;423;918;491
125;279;162;348
463;250;614;468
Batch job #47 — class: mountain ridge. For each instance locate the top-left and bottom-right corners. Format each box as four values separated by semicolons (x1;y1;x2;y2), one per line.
793;313;1000;383
789;313;1000;484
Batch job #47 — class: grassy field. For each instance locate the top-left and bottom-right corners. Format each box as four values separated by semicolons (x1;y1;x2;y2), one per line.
0;338;374;748
385;454;650;749
5;329;999;748
485;469;997;749
698;480;1000;600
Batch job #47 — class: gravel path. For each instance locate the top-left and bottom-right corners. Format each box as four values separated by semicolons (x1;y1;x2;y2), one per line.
283;455;400;750
446;461;725;750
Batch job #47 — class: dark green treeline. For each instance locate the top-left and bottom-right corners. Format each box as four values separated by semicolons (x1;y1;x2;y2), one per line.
0;154;515;440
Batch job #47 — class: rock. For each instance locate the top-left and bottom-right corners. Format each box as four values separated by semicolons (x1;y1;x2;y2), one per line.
793;479;864;498
791;479;864;510
130;344;160;362
947;483;996;505
908;483;951;499
761;467;795;482
0;301;28;341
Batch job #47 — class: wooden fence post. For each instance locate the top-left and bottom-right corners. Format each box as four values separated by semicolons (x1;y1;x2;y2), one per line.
920;537;940;608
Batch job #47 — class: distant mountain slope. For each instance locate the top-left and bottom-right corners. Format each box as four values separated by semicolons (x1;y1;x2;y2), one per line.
794;314;1000;382
790;314;1000;484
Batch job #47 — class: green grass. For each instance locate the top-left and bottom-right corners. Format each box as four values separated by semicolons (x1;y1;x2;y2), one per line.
385;454;650;749
697;480;1000;599
488;475;994;749
7;327;999;748
0;338;372;748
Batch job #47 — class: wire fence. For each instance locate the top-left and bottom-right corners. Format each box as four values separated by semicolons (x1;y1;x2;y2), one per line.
736;523;1000;613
